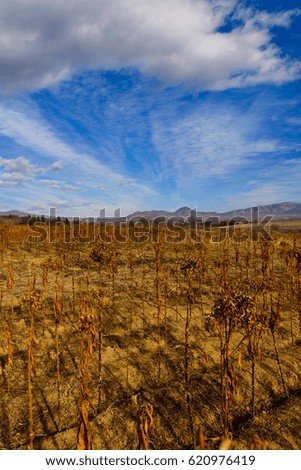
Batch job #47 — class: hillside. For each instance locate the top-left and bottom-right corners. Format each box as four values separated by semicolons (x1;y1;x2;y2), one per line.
128;202;301;222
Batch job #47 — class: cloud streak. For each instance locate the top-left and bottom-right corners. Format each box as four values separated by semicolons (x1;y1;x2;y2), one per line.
0;0;299;94
0;98;160;214
0;155;66;187
0;104;115;177
0;101;156;194
151;97;286;189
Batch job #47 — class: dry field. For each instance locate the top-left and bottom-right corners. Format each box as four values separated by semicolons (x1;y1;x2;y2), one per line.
0;219;301;450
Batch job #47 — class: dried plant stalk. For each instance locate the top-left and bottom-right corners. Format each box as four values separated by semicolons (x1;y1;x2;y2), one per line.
22;277;41;450
137;404;154;450
5;324;14;386
77;299;96;450
196;427;206;450
154;244;163;342
180;260;198;447
28;308;35;449
248;436;268;450
211;289;243;436
269;298;289;398
92;287;105;413
185;284;195;447
154;243;163;380
54;270;62;430
77;398;93;450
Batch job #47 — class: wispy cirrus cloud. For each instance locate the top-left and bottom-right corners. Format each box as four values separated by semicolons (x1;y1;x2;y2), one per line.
117;178;137;186
39;179;78;191
0;98;159;214
151;97;285;188
0;173;25;187
0;103;115;177
226;184;287;209
227;181;301;209
225;153;301;209
0;100;156;188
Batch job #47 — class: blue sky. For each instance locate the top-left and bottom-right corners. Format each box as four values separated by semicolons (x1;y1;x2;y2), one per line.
0;0;300;216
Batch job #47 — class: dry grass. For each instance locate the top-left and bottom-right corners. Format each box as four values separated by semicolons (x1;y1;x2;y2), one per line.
0;221;300;450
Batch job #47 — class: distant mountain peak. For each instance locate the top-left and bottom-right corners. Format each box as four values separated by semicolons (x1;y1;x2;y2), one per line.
1;202;301;222
127;202;301;222
173;206;193;216
175;206;191;212
0;210;30;217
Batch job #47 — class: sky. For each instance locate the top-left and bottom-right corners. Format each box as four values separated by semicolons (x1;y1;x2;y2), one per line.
0;0;300;217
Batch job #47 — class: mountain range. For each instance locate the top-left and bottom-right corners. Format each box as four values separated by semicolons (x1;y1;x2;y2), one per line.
0;210;30;217
1;202;301;221
127;202;301;222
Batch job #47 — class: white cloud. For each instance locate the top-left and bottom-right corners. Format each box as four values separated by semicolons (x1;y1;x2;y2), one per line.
39;179;78;191
0;156;38;175
235;8;299;29
0;0;299;94
117;178;137;186
0;104;110;176
0;173;25;187
226;157;301;209
286;116;301;126
0;101;157;194
0;155;69;188
0;101;159;214
151;102;282;185
48;161;64;171
226;183;298;209
0;155;46;186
